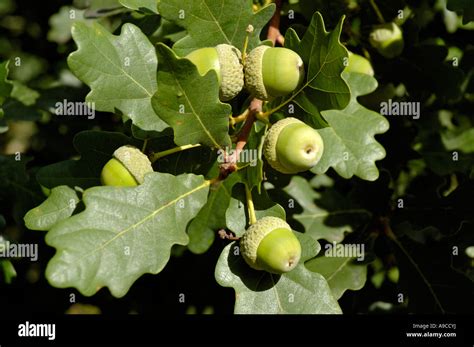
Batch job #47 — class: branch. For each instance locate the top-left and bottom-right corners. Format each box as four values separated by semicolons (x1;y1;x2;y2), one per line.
219;99;262;179
218;0;283;180
267;0;285;46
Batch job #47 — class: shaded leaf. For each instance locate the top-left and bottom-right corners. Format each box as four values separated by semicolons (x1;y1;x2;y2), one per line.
187;173;240;254
48;6;88;44
24;186;80;231
236;122;266;191
285;176;371;242
306;256;367;300
215;232;341;314
447;0;474;23
312;72;389;181
284;12;350;112
45;173;209;297
37;131;142;190
0;61;13;102
152;43;231;148
226;184;285;238
119;0;158;14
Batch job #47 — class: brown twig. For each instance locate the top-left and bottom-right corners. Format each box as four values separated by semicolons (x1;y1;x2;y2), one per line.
218;229;240;241
219;99;262;179
218;0;283;180
267;0;285;46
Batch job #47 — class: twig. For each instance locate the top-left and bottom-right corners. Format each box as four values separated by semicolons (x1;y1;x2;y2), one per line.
370;0;386;24
267;0;285;46
218;229;240;241
382;217;445;313
219;99;262;179
229;109;250;128
245;183;257;225
150;144;201;163
218;0;282;179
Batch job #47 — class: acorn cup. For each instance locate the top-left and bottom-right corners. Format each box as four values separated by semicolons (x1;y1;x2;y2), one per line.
100;145;153;187
185;44;244;101
240;216;302;274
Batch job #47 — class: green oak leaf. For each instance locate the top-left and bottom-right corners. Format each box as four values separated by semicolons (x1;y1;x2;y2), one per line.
414;111;474;176
285;176;371;242
0;259;16;284
68;22;167;132
1;81;42;122
0;155;43;222
447;0;474;24
236;122;266;191
226;184;285;238
442;128;474;153
48;6;88;44
119;0;158;14
37;131;142;190
440;114;474;153
24;186;80;231
45;173;209;297
82;0;125;18
0;155;32;199
157;0;275;56
0;61;13;103
312;72;389;181
187;173;240;254
284;12;351;113
152;43;231;148
215;232;341;314
306;256;367;300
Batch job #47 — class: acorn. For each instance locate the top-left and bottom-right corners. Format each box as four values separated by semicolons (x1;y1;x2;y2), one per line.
185;44;244;101
263;117;324;174
244;46;305;101
344;51;374;76
100;145;153;187
240;216;301;274
369;22;404;59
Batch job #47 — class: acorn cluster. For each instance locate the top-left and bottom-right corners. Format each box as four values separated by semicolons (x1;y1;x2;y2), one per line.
99;43;333;275
185;44;305;102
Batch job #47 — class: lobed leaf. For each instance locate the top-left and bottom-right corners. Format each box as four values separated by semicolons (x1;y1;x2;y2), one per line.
312;72;390;181
157;0;275;56
68;22;167;131
24;186;80;231
306;255;367;300
152;44;231;148
285;176;371;242
45;172;209;297
284;12;351;113
215;232;342;314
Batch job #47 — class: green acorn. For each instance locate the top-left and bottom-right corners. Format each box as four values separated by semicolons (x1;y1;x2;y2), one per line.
344;51;374;76
244;46;305;100
185;44;244;101
263;117;324;174
100;145;153;187
369;22;404;59
240;216;302;274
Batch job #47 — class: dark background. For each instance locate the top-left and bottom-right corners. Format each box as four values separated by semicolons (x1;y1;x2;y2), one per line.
0;0;473;316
